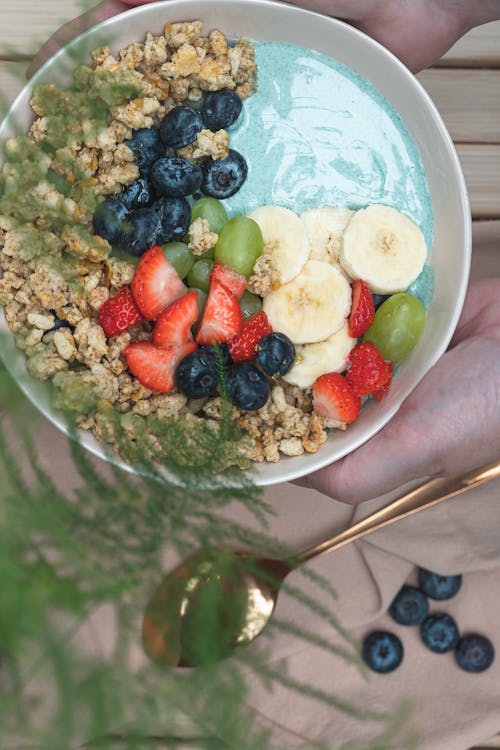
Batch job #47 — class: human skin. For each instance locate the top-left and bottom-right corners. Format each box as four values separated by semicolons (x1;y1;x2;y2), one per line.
29;0;500;503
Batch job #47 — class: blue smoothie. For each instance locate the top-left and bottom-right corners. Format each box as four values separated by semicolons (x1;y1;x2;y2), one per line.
224;41;434;306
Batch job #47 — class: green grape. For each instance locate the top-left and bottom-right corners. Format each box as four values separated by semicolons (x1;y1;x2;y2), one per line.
187;259;214;293
363;293;426;362
189;287;207;316
215;216;264;277
109;246;139;265
191;197;228;235
162;242;195;279
239;290;263;320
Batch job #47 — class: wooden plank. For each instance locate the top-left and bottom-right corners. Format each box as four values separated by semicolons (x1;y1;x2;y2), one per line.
417;69;500;144
0;0;88;56
439;21;500;68
470;221;500;281
457;144;500;219
0;61;28;112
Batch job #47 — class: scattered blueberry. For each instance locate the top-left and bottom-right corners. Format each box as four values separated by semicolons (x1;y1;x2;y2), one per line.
226;363;270;411
362;631;403;674
201;149;248;199
92;198;128;245
150;157;203;198
120;175;154;211
201;90;243;131
418;569;462;600
198;343;233;369
126;126;165;172
256;332;295;378
373;293;390;310
389;585;429;626
421;613;460;654
160;106;203;149
455;634;495;673
175;350;218;399
158;196;191;243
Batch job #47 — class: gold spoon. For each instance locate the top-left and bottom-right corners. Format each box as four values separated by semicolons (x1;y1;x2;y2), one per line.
142;458;500;668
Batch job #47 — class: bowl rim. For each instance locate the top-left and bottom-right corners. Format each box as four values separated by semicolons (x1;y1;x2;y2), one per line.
0;0;471;487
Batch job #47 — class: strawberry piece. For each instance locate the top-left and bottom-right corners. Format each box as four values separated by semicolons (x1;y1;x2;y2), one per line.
348;279;375;338
98;285;142;338
124;340;196;393
153;290;199;348
195;281;243;345
346;341;393;398
312;372;361;424
227;311;272;362
373;361;394;401
131;245;186;321
210;261;246;299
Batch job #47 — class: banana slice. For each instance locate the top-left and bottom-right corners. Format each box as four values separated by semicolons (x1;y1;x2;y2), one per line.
301;206;354;265
340;204;427;294
263;260;351;344
249;205;310;285
283;322;356;388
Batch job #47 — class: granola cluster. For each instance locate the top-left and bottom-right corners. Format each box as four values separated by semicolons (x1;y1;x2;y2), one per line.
0;21;332;468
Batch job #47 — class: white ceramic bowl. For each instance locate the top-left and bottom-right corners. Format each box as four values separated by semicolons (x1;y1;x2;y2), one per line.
0;0;470;486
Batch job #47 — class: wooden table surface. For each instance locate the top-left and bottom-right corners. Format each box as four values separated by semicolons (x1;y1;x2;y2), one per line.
1;3;499;748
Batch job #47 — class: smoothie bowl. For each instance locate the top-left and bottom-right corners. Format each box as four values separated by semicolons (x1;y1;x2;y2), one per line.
0;0;470;486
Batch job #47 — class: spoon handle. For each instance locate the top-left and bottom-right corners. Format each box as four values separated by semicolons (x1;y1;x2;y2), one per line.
296;458;500;565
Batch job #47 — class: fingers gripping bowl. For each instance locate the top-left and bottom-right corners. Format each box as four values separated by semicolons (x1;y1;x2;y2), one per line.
0;0;470;486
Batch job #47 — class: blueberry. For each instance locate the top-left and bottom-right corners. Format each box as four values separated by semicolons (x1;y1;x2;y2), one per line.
118;198;190;256
389;585;429;626
418;568;462;600
120;175;154;211
362;631;403;674
150;157;203;198
373;293;390;310
201;149;248;199
226;363;270;411
160;106;203;150
201;90;243;131
455;634;495;672
158;196;191;243
92;198;128;244
198;343;233;369
256;332;295;377
126;126;165;172
49;312;73;332
176;350;218;399
421;613;459;654
117;205;163;256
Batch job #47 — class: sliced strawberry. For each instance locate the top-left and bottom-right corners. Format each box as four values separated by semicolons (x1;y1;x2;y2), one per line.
98;285;142;338
124;340;196;393
195;281;243;345
345;341;393;398
373;361;394;401
348;279;375;338
227;311;272;362
210;261;246;299
312;372;361;424
131;245;186;321
153;290;199;348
